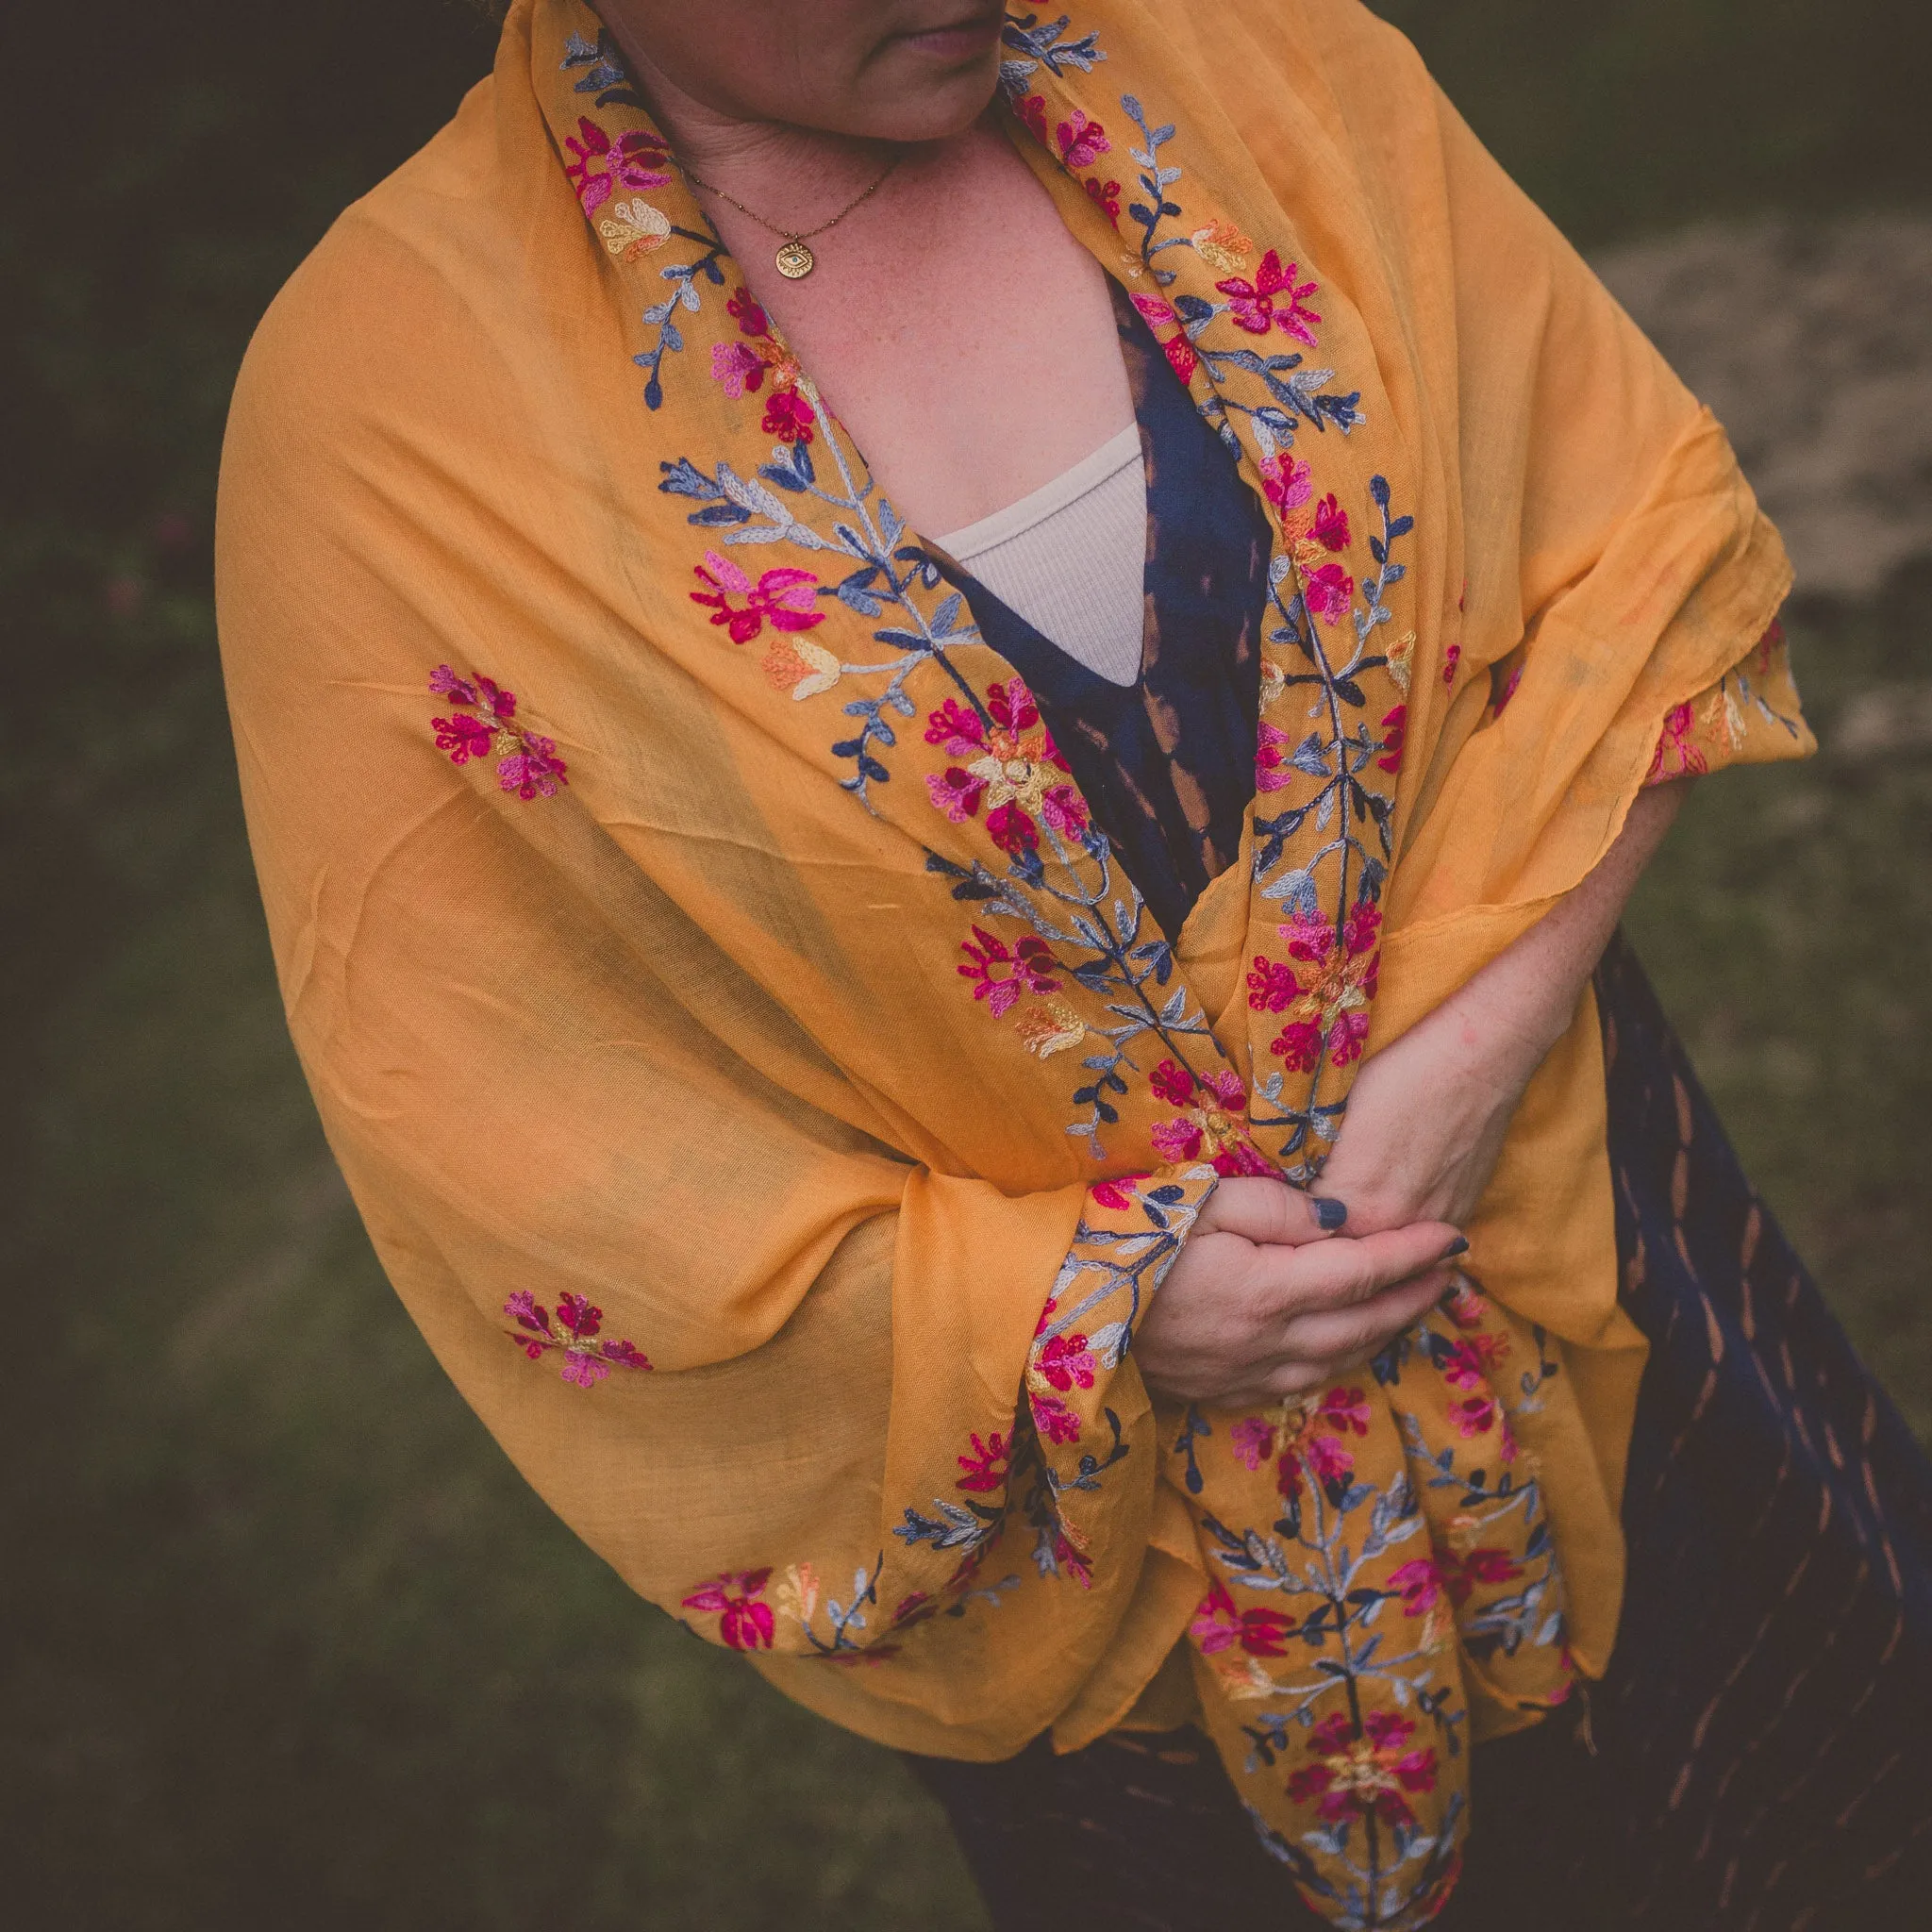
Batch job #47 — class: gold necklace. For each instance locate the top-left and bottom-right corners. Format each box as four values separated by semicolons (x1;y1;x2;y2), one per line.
677;150;902;280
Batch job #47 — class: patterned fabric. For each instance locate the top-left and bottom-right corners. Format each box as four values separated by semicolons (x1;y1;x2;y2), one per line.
215;3;1814;1924
1589;932;1932;1924
908;940;1932;1928
938;279;1272;941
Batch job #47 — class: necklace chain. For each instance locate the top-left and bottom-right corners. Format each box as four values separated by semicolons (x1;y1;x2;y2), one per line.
676;150;902;279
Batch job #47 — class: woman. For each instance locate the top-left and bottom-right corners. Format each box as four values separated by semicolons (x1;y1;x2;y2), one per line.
214;0;1931;1924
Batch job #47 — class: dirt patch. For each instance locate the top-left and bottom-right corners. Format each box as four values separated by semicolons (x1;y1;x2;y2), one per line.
1596;212;1932;598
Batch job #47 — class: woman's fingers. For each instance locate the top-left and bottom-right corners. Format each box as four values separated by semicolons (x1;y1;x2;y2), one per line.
1214;1269;1456;1408
1271;1266;1454;1371
1196;1175;1352;1248
1246;1220;1464;1324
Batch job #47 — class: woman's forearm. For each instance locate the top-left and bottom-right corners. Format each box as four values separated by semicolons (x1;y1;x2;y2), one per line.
1439;778;1691;1086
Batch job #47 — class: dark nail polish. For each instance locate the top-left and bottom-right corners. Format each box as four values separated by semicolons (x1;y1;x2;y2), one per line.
1441;1236;1470;1259
1313;1196;1349;1231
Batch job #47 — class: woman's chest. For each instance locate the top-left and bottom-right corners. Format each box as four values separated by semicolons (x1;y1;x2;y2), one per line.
726;125;1135;539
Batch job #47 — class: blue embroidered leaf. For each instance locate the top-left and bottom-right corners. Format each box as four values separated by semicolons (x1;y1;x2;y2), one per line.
658;457;722;501
690;502;751;526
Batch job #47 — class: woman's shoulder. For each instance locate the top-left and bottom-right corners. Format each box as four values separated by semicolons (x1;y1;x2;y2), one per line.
226;70;566;464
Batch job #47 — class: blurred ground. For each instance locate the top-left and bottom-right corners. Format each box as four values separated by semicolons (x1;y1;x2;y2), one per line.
4;3;1930;1928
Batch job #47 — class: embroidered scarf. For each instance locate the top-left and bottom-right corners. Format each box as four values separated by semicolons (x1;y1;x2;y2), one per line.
216;1;1809;1922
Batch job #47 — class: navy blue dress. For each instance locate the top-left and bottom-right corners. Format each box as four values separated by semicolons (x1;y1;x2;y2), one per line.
912;288;1932;1930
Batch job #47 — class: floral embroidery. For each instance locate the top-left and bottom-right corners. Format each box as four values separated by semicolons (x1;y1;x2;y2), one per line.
1130;291;1200;384
690;551;826;643
596;195;672;260
1301;560;1355;625
1189;219;1252;273
562;115;670;216
502;1290;651;1386
429;665;569;800
1191;1580;1292;1657
1148;1060;1272;1175
958;925;1061;1015
681;1568;776;1650
1286;1711;1440;1830
956;1431;1011;1492
923;679;1088;854
1247;903;1382;1073
1214;248;1322;346
1056;107;1111;168
1231;1387;1372;1503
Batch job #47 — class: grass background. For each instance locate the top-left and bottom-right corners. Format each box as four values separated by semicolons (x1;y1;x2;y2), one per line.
4;3;1929;1925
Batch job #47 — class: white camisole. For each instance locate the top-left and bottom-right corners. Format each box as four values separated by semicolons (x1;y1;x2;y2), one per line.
930;423;1147;687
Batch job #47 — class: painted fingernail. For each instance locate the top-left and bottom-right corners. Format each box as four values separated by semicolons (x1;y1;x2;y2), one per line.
1313;1196;1349;1231
1441;1236;1470;1258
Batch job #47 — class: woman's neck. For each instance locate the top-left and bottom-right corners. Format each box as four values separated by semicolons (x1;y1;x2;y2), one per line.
603;25;902;229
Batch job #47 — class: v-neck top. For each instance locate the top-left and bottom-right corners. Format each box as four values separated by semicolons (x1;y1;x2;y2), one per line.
933;280;1274;941
931;423;1148;687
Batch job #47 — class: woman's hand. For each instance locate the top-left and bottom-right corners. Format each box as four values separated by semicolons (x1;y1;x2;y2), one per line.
1135;1177;1465;1407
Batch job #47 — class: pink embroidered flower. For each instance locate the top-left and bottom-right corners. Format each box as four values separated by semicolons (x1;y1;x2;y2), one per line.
986;801;1041;855
1286;1711;1438;1828
1377;702;1407;774
495;738;569;801
926;765;986;823
429;666;569;802
710;339;768;399
956;1430;1010;1493
1130;294;1198;385
958;925;1060;1016
1389;1557;1447;1615
1442;1280;1489;1329
1190;1582;1292;1659
1056;108;1111;168
1302;560;1355;625
1259;453;1313;521
1016;93;1049;146
1342;901;1382;958
921;679;1074;855
1148;1062;1268;1178
1041;784;1090;841
1319;1386;1373;1436
690;551;825;644
1442;641;1463;686
681;1568;776;1650
1245;955;1302;1013
761;387;817;445
1215;250;1321;344
1646;699;1709;783
1327;1010;1371;1067
1258;900;1380;1069
1308;492;1351;551
1457;1546;1526;1597
1083;175;1123;226
1089;1176;1143;1212
1450;1391;1500;1439
1034;1331;1097;1395
1231;1416;1277;1471
1032;1394;1083;1445
727;284;771;337
1271;1020;1324;1072
563;116;671;217
433;712;496;765
502;1289;652;1387
1254;720;1297;794
1439;1334;1507;1391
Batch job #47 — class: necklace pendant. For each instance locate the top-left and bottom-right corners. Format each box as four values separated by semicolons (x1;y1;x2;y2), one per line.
774;239;816;280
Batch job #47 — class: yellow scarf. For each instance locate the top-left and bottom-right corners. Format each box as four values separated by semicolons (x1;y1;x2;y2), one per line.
216;1;1809;1920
